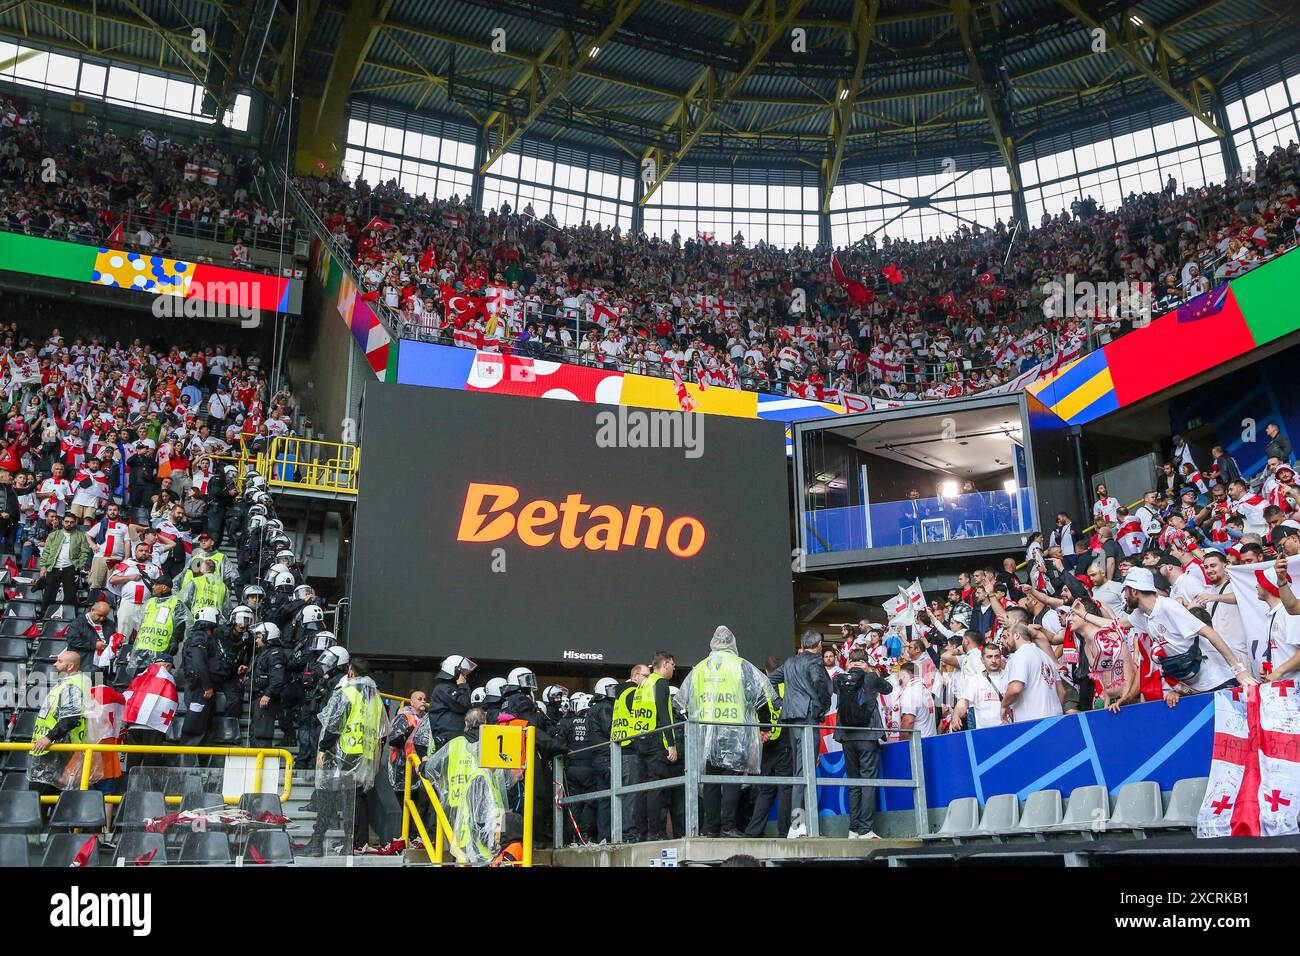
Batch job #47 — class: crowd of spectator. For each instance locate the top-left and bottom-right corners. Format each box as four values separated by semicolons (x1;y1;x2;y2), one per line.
292;139;1300;402
0;95;291;269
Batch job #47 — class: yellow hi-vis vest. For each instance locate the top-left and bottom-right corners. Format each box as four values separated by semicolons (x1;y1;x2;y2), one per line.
33;672;91;745
135;596;181;653
339;685;383;755
691;651;744;724
181;551;226;592
633;673;669;749
610;684;637;747
769;681;785;742
446;735;504;860
192;575;226;613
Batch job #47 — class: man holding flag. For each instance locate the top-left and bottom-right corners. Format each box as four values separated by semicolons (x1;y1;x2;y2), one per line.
122;654;179;772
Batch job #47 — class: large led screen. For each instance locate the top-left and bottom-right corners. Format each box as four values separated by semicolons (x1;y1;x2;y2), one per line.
348;383;794;667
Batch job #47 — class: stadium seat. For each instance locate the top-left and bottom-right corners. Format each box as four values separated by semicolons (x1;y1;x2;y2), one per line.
242;829;294;865
4;604;37;621
113;791;166;833
43;604;78;622
179;830;233;864
1016;789;1063;839
208;716;241;746
1040;785;1109;839
0;619;36;640
9;709;36;741
1108;781;1164;837
111;832;170;866
0;662;21;688
0;790;41;833
166;768;207;796
181;791;229;813
0;832;29;866
31;638;68;661
41;833;99;867
918;797;980;842
238;792;286;826
0;637;26;660
976;793;1021;839
48;790;105;831
1146;776;1208;830
0;773;29;791
0;750;30;775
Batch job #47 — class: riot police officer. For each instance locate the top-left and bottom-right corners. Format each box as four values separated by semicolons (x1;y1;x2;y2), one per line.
178;606;222;744
248;621;287;748
560;692;598;845
585;677;618;844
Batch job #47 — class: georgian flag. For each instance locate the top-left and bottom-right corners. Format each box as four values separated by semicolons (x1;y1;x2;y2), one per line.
442;212;464;229
200;166;220;186
124;663;178;735
117;375;147;404
670;367;697;413
183;162;200;182
1199;684;1300;838
591;303;619;329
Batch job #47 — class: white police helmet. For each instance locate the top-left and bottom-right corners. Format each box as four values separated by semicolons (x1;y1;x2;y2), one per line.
484;677;507;699
594;677;619;699
311;630;336;651
470;687;487;706
300;604;325;625
253;621;281;645
506;666;536;691
322;645;349;671
231;604;255;627
569;692;592;714
194;606;220;626
293;584;315;601
439;654;477;678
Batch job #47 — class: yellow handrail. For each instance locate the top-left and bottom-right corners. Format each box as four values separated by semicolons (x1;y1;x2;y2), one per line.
398;727;535;867
264;436;359;495
0;742;294;805
380;692;412;705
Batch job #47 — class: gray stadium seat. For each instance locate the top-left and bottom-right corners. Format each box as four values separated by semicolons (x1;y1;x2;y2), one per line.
1;773;29;791
1108;781;1164;837
1016;789;1063;839
919;797;980;842
0;832;29;866
0;791;41;833
0;637;26;660
238;792;286;826
0;619;36;639
43;604;78;622
10;709;36;741
41;833;99;867
179;830;233;864
111;832;169;866
209;716;241;746
1041;784;1109;839
1147;776;1209;830
978;792;1021;838
180;790;228;813
242;829;295;864
0;750;30;775
113;791;167;833
49;790;105;831
5;603;37;621
31;638;67;661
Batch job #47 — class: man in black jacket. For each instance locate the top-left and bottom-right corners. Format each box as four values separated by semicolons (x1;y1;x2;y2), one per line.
744;656;792;837
771;630;832;838
585;677;617;843
0;469;20;554
62;600;110;674
425;654;475;752
833;650;892;839
1266;421;1292;464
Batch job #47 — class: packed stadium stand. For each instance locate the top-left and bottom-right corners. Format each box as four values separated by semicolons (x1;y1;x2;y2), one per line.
3;0;1300;890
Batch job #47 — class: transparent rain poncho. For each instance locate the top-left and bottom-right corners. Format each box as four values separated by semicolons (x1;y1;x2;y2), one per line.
421;734;515;866
676;626;775;774
27;672;90;790
316;675;390;793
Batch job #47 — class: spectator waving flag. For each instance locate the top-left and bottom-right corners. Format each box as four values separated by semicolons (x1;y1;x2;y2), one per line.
670;367;697;412
830;254;873;306
442;212;463;229
123;662;178;735
441;285;488;325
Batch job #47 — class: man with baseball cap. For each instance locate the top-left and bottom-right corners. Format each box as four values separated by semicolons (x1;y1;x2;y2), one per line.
1101;567;1255;705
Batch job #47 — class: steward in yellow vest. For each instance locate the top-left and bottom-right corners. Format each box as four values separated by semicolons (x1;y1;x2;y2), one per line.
28;651;92;791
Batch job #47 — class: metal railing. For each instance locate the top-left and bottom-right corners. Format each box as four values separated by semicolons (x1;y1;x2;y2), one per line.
202;437;360;496
551;718;927;845
398;730;536;867
0;741;294;805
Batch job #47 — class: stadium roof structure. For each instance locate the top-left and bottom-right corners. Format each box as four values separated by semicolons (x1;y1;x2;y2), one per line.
3;0;1299;205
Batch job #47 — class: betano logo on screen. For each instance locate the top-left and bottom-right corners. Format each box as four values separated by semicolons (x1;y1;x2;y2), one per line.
456;482;706;558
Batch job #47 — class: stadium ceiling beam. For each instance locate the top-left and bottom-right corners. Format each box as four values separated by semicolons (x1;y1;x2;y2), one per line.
658;0;963;28
952;0;1019;191
1131;4;1221;94
640;0;811;204
821;0;877;212
114;0;210;75
0;27;202;81
478;0;646;173
1054;0;1223;137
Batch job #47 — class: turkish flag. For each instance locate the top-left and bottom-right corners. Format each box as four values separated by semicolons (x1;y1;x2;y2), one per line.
830;254;872;306
882;264;905;284
441;284;488;324
362;215;393;233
